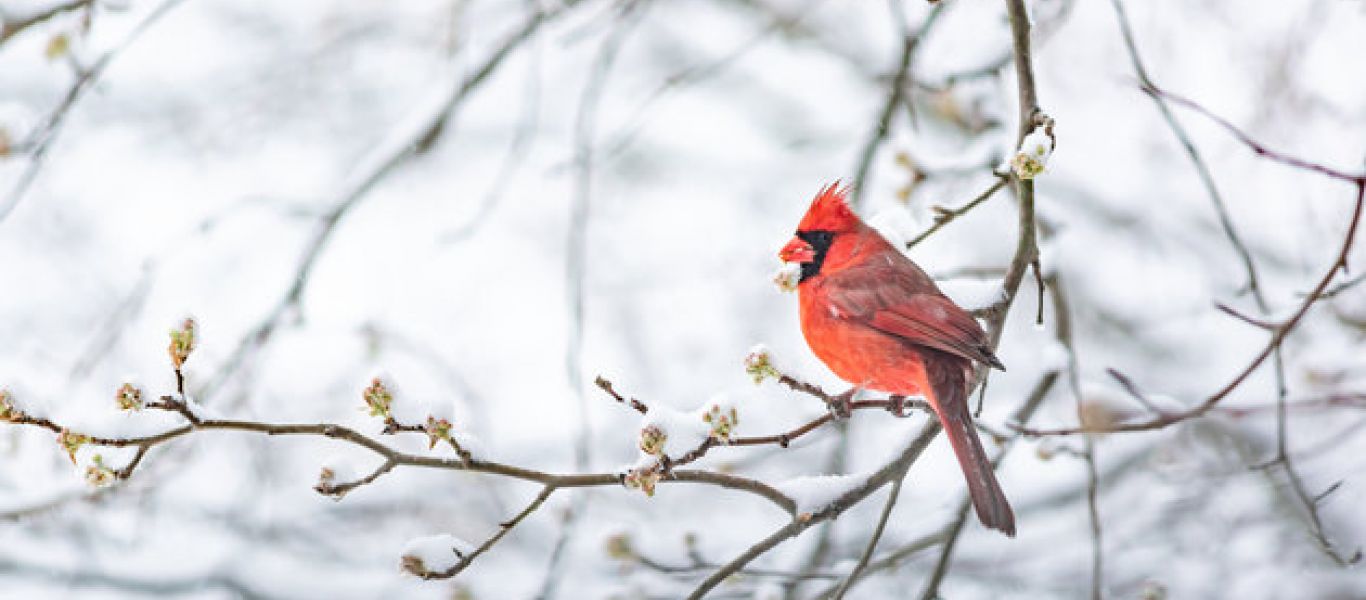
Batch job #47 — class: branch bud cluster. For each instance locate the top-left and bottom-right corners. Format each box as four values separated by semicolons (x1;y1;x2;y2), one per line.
167;318;196;369
399;534;473;578
363;377;393;418
701;399;738;443
424;415;454;450
772;262;801;293
85;454;116;487
58;429;90;464
638;424;667;456
0;389;18;422
115;383;143;411
744;344;780;384
623;466;661;497
1010;119;1056;181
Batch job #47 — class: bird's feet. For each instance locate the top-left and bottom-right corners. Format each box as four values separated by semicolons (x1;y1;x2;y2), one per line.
887;394;908;418
827;387;858;420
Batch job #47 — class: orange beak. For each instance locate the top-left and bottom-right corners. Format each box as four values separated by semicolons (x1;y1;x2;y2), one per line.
779;237;815;263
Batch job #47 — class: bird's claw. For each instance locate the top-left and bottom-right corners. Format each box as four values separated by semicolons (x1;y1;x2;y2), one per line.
887;394;908;418
827;388;857;420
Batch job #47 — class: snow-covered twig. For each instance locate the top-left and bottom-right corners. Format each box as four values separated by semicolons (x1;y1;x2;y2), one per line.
0;0;193;222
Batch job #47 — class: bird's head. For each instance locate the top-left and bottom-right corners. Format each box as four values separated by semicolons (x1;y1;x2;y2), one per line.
778;182;860;281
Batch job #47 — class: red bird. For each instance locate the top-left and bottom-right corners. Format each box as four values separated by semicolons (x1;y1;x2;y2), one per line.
778;183;1015;536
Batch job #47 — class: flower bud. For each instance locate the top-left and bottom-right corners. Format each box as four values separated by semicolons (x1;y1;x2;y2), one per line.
115;383;143;411
1010;128;1054;180
772;263;801;293
743;345;780;384
363;377;393;418
318;466;337;487
85;454;116;487
168;318;197;369
0;389;17;422
701;403;739;443
58;429;90;464
638;424;667;456
425;415;453;450
623;467;661;497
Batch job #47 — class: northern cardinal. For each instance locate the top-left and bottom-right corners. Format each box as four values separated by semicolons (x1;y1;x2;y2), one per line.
777;183;1015;536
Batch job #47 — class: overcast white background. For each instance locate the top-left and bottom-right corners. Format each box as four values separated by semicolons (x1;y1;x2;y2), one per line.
2;0;1365;598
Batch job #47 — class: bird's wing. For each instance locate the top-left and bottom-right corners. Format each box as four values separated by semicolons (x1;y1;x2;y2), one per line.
825;263;1005;370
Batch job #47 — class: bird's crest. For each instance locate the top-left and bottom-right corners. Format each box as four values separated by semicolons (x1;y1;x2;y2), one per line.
797;181;860;232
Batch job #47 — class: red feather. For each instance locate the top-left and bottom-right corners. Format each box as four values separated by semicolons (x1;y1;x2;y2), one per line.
796;182;859;233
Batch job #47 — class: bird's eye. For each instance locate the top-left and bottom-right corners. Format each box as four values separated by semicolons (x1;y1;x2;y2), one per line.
797;230;835;251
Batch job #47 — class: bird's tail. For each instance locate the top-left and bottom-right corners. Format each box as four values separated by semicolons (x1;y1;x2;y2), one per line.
930;359;1016;536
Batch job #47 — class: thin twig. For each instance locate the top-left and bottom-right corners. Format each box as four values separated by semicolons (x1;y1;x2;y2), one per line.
905;176;1009;249
1;0;193;221
686;423;944;600
1020;182;1364;436
542;8;646;595
595;0;830;164
914;370;1059;600
6;403;800;520
1017;91;1366;436
849;2;946;207
1050;275;1104;599
0;557;279;600
830;471;905;599
202;6;565;400
1148;86;1366;184
409;486;556;579
1109;0;1268;312
0;0;94;46
908;3;1047;596
1316;271;1366;299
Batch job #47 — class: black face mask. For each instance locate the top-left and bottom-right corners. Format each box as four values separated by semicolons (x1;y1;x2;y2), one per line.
795;230;835;282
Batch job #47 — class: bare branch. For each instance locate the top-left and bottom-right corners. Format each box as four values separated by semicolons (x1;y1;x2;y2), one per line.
0;0;194;222
849;2;947;207
0;0;93;46
204;5;567;399
1146;85;1366;185
914;369;1060;600
830;472;905;599
406;486;556;579
1108;0;1269;311
1018;181;1364;436
904;3;1050;596
905;175;1009;249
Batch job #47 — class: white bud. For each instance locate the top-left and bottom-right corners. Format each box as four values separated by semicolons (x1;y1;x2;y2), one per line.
772;262;801;292
1010;127;1054;180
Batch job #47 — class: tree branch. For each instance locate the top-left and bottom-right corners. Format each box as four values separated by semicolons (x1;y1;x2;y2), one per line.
0;0;193;222
849;1;946;207
0;0;93;46
1108;0;1268;312
203;5;567;400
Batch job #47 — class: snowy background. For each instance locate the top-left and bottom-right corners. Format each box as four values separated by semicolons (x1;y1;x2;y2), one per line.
2;0;1365;598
